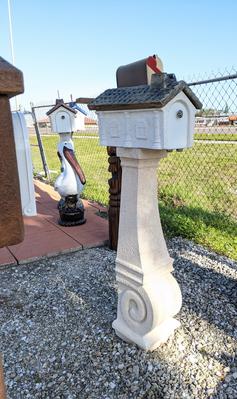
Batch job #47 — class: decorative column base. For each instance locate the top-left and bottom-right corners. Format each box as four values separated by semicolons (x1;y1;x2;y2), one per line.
112;270;181;351
114;318;180;352
112;148;182;351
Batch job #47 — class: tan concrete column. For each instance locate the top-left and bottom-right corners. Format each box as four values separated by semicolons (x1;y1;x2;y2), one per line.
112;148;182;351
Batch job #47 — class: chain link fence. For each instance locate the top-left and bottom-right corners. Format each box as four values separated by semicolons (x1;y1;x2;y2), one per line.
29;69;237;223
159;69;237;222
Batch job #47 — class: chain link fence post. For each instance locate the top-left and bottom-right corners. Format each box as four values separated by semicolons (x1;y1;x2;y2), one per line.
31;104;50;180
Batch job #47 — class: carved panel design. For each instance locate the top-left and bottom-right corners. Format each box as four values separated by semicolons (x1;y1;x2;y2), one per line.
96;92;197;150
109;121;120;138
135;120;147;140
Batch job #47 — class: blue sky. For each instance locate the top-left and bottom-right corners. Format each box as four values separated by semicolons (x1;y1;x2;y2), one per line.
0;0;236;110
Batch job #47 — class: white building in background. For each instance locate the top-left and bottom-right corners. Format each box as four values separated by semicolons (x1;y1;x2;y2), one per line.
23;112;34;128
195;115;231;127
84;116;98;131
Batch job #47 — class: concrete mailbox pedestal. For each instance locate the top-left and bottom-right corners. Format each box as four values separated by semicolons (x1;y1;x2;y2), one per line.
113;147;182;350
89;71;202;350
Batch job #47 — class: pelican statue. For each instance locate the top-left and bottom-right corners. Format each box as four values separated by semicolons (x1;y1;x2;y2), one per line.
55;133;86;226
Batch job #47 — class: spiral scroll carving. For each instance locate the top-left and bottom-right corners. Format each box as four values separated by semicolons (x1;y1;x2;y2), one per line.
119;288;154;334
122;290;147;322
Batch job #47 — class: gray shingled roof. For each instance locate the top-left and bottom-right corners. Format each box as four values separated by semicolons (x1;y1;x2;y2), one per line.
88;75;202;111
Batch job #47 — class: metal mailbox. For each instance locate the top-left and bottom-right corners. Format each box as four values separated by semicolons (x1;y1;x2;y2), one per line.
116;54;163;87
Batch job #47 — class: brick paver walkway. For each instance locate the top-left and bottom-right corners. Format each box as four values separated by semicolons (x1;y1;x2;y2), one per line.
0;180;108;267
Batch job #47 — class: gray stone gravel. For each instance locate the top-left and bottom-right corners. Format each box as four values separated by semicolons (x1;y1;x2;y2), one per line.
0;238;236;399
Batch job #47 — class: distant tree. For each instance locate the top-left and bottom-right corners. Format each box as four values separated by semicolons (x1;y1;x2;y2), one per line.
196;108;220;117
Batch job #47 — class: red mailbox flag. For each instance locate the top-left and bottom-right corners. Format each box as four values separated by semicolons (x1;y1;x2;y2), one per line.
146;54;163;84
116;54;164;88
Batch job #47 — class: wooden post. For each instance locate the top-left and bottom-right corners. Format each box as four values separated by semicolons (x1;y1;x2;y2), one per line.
76;97;123;250
107;147;122;250
0;355;6;399
0;57;24;247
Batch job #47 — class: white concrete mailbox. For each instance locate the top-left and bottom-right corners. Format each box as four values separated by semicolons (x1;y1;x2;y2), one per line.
94;74;201;150
89;71;202;351
12;112;37;216
47;100;87;133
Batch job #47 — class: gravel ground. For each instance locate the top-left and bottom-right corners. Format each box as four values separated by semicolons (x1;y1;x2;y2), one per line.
0;238;236;399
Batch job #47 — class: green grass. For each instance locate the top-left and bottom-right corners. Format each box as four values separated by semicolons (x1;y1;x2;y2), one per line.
159;201;237;260
73;131;98;137
48;131;99;137
30;136;237;260
158;144;237;218
195;133;237;141
157;143;237;259
31;135;109;205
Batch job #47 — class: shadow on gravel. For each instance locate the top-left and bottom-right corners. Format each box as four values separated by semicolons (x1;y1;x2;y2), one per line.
171;244;237;398
173;255;237;339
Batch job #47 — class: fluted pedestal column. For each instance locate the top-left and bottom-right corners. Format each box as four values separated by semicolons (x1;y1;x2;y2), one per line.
112;148;182;351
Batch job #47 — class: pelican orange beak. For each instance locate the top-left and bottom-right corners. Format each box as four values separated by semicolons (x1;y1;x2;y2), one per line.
63;146;86;185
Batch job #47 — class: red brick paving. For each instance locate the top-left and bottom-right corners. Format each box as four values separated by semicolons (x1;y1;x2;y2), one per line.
0;180;109;267
0;248;17;267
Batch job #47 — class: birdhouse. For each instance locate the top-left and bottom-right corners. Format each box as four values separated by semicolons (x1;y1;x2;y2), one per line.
47;99;87;133
89;73;202;150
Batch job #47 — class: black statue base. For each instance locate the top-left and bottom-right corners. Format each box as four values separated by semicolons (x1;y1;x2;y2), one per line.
58;195;86;226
